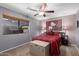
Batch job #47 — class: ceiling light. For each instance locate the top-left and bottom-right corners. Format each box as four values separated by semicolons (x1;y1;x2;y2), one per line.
39;12;44;15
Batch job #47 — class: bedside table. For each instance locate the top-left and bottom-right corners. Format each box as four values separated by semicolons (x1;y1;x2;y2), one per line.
61;35;68;45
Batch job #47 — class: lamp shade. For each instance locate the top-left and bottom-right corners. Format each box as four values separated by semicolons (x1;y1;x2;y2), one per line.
62;26;68;30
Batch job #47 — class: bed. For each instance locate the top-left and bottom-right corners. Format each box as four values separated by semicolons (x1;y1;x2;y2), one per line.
32;32;61;56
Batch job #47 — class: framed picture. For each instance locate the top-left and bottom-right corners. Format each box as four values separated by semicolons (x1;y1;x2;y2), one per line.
46;19;62;31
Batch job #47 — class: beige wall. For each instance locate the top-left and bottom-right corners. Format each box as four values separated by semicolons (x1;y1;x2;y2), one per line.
52;15;76;44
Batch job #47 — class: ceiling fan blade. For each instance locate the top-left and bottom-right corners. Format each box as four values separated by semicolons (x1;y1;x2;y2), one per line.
34;14;38;16
27;7;38;12
45;11;54;13
40;3;47;11
34;13;46;17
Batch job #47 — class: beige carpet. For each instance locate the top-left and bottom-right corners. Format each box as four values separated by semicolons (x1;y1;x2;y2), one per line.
0;43;31;56
0;43;79;56
60;45;79;56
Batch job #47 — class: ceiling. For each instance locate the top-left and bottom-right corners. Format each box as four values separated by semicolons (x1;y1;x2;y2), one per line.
0;3;79;20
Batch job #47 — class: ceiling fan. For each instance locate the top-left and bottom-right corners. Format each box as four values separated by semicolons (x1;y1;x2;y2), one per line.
27;3;54;17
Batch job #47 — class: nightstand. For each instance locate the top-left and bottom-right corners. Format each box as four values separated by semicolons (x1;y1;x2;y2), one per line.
61;35;68;45
61;32;68;45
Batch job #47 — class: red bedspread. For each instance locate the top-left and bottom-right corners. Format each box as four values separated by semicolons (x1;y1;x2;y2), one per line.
32;32;61;56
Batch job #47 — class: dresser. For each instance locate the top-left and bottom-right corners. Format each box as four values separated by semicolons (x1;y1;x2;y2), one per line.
29;40;49;56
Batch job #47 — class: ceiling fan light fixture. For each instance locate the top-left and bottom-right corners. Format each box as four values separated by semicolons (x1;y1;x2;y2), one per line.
39;12;44;15
27;3;54;17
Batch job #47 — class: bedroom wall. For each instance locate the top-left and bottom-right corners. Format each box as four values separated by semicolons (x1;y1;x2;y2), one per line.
0;6;28;19
0;32;30;51
52;14;76;44
0;6;32;51
75;10;79;48
0;6;30;34
29;19;42;37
